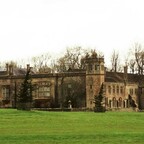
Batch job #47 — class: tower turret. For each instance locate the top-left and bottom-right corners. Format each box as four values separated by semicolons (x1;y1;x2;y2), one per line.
85;51;105;109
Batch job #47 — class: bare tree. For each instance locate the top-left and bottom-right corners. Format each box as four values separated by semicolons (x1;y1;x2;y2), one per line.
134;43;144;74
128;43;144;75
64;46;88;69
52;46;89;72
110;50;121;72
31;53;51;73
129;59;135;74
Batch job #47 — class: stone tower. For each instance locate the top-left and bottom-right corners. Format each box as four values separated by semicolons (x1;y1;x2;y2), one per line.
85;51;105;109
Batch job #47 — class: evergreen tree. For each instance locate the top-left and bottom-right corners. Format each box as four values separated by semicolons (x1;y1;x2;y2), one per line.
94;83;106;112
17;68;33;110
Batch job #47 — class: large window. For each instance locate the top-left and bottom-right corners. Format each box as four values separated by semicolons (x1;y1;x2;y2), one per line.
108;86;111;94
113;85;115;94
39;86;50;97
89;65;93;71
135;88;138;95
95;64;100;71
33;81;51;98
2;86;10;100
117;85;119;94
120;86;123;94
129;88;133;95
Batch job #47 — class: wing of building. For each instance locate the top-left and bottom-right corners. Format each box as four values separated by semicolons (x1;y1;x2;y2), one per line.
0;53;144;110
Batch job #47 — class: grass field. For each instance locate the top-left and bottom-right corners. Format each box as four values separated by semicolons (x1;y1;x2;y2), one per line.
0;109;144;144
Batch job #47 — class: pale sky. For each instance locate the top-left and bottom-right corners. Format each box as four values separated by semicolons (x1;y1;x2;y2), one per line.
0;0;144;66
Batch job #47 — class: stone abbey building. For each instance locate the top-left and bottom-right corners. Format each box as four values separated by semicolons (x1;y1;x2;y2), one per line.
0;52;144;110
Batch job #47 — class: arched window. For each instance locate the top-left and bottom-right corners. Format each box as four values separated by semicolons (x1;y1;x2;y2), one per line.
112;97;117;108
118;97;122;107
109;100;112;108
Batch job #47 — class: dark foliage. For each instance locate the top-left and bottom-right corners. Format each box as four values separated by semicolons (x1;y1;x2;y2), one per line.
128;95;137;108
94;83;106;112
63;78;86;108
17;68;33;110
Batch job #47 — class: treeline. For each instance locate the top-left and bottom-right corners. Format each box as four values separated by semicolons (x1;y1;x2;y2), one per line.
110;42;144;74
1;43;144;74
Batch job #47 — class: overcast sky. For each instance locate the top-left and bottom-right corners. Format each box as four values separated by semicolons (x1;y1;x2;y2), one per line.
0;0;144;66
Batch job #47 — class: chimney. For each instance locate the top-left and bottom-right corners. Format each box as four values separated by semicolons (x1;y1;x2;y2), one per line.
6;63;9;74
27;64;30;71
9;64;13;75
124;66;128;84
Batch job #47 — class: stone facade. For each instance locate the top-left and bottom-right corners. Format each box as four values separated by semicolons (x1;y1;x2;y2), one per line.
0;53;144;110
85;52;105;109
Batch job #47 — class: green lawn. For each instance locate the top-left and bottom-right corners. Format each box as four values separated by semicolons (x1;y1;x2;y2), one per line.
0;109;144;144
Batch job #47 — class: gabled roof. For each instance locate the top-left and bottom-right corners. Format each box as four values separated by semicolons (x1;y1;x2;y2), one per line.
105;71;144;84
127;73;144;85
105;72;124;83
0;71;8;76
13;68;27;75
